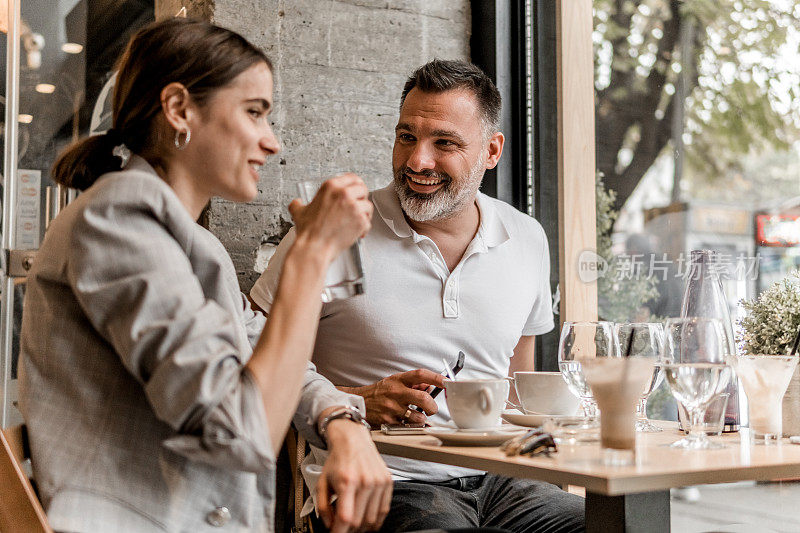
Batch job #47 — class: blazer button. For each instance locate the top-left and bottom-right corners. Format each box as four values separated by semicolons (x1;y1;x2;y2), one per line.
206;506;231;527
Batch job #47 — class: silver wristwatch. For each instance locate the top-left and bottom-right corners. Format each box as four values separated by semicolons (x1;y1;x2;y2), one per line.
318;405;371;442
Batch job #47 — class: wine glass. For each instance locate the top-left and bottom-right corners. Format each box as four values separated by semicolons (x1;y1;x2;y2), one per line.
662;317;731;449
615;322;666;432
558;321;620;420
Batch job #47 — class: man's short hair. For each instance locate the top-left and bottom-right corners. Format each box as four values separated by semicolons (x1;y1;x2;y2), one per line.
400;59;502;138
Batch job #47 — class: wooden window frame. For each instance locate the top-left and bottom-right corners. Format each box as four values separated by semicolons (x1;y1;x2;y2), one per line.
555;0;597;323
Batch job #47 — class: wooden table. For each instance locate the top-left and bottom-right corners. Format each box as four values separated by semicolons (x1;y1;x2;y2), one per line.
372;424;800;532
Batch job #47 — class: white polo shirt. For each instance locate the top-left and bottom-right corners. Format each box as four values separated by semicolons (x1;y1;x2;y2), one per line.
251;185;554;481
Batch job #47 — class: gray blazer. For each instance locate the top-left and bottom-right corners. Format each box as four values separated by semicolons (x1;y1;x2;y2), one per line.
19;157;362;532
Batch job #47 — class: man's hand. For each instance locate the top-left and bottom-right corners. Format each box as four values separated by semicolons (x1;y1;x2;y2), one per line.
317;419;393;532
344;370;446;426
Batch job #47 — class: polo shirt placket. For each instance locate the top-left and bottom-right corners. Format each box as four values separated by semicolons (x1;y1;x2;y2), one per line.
415;233;490;319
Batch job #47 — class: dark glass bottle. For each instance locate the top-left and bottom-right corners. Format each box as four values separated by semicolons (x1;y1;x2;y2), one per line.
680;250;740;432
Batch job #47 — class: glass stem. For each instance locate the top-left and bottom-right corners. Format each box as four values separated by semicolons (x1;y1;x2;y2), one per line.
581;399;597;419
687;404;708;441
637;397;647;421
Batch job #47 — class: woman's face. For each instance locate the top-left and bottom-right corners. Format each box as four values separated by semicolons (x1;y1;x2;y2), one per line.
184;62;279;203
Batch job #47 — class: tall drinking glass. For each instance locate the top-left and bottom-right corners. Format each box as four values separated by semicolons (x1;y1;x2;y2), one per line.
615;322;667;432
297;180;365;302
662;317;731;449
558;321;620;420
728;354;798;443
583;356;655;465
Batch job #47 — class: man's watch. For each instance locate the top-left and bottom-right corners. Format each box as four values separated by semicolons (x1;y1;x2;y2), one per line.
318;405;371;442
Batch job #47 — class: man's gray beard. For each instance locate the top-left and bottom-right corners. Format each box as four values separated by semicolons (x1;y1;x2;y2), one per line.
393;158;485;223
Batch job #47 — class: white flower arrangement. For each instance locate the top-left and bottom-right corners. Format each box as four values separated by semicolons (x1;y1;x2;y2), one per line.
738;270;800;356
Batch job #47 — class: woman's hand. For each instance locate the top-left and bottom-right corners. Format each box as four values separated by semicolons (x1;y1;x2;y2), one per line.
289;174;372;262
316;419;393;532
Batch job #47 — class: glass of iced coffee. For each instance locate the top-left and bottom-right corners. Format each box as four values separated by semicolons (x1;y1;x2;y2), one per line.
582;356;655;466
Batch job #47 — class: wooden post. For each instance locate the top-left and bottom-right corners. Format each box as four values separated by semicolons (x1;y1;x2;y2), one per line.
556;0;598;322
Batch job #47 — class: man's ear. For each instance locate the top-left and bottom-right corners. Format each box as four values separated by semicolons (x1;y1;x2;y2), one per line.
160;82;193;133
485;132;504;170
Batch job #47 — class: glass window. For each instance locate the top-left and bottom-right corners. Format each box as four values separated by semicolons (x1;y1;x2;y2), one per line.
0;0;154;426
592;1;800;425
593;0;800;323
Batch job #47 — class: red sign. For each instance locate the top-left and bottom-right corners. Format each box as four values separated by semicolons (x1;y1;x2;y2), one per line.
756;214;800;246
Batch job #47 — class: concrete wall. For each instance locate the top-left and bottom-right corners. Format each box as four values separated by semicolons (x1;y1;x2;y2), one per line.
158;0;470;291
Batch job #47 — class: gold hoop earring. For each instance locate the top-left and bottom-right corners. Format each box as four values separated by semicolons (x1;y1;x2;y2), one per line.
174;128;191;150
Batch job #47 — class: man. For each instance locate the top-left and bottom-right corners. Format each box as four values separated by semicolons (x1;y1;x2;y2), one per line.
251;59;584;532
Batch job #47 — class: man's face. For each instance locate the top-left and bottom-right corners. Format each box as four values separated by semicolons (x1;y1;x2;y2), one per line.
392;88;495;222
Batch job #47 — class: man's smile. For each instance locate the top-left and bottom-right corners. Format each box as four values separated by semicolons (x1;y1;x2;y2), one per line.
405;172;447;194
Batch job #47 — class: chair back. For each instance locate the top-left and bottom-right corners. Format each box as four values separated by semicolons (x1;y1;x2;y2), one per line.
0;425;52;533
282;427;312;533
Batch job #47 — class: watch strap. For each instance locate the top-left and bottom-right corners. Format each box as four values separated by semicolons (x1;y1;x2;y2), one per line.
318;406;371;442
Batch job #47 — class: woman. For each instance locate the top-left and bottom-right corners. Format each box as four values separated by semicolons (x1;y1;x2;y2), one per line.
18;18;391;533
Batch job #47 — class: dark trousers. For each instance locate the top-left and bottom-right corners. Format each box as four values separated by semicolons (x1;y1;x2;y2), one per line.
377;474;585;533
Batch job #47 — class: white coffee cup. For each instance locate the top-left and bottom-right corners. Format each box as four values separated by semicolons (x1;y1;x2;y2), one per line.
444;379;509;429
511;371;581;415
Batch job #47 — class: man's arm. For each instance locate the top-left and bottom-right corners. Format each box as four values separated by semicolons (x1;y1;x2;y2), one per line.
340;337;536;426
508;335;536;404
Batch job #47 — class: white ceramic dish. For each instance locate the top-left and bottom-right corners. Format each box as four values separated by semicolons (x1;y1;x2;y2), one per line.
423;426;526;446
500;409;580;428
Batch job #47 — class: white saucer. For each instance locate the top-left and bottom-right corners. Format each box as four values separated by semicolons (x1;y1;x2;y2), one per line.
501;409;577;428
423;426;526;446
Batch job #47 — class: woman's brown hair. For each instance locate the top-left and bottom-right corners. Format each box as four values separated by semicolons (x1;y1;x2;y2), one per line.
52;18;271;190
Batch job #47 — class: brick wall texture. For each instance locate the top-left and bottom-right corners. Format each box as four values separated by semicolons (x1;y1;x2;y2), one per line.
159;0;471;291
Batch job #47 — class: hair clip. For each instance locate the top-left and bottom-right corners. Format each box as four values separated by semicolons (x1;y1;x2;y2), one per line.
112;143;132;169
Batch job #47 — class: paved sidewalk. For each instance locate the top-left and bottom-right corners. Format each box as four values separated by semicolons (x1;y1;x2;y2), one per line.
671;481;800;532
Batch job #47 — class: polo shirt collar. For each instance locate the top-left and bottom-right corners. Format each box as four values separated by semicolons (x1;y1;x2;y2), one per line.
372;185;510;249
474;190;511;249
372;185;414;239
